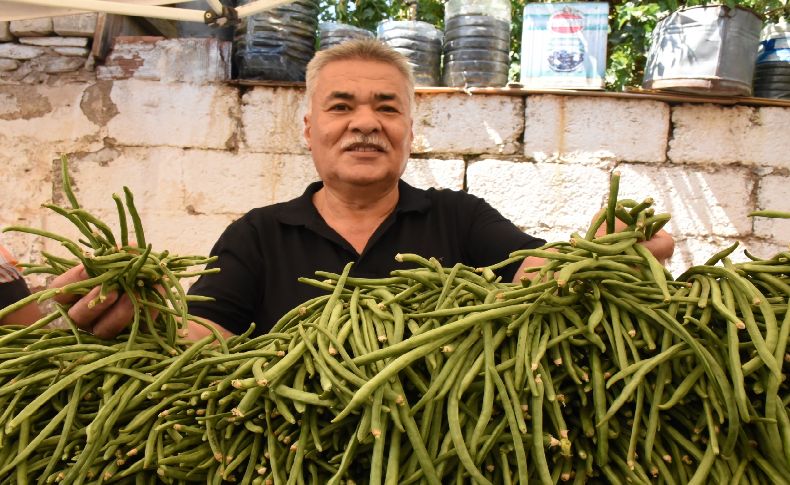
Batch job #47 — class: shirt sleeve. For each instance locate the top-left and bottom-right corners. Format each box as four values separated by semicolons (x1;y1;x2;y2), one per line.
462;195;546;282
187;214;264;335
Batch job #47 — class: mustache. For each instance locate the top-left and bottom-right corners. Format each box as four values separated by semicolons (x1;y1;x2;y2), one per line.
339;134;390;151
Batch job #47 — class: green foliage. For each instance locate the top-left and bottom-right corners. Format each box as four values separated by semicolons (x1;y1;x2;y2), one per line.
318;0;443;31
606;0;667;90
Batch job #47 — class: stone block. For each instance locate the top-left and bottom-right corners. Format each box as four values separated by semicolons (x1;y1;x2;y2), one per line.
129;213;238;259
64;148;185;215
669;235;787;277
19;36;88;47
0;22;13;42
53;13;98;36
524;95;669;164
412;93;523;155
402;158;465;190
614;163;753;238
0;59;18;71
0;43;45;60
0;84;100;146
52;47;90;57
241;87;308;154
754;173;790;242
10;18;53;37
182;151;317;214
670;105;790;169
97;37;232;83
108;80;238;149
466;159;610;237
668;236;742;277
29;55;86;73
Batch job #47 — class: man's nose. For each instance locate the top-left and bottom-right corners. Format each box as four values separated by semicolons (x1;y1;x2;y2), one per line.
349;105;381;133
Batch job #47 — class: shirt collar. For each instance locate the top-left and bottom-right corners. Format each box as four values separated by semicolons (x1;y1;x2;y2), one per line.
275;179;430;227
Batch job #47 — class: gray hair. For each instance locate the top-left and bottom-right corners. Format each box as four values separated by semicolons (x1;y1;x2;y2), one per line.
304;38;415;113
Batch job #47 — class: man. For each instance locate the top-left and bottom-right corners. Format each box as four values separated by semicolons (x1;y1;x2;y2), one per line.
43;39;673;339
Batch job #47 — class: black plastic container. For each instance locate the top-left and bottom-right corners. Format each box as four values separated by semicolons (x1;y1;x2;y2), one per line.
377;20;443;86
319;22;374;50
234;0;319;81
442;0;511;87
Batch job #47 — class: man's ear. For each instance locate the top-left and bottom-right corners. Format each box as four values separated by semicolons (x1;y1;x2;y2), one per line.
303;113;312;151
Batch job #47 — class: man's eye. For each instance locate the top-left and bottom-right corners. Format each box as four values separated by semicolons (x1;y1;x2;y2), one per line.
329;104;350;111
379;106;399;113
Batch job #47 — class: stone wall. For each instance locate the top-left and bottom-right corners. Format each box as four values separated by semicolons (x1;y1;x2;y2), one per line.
1;37;789;288
0;14;97;83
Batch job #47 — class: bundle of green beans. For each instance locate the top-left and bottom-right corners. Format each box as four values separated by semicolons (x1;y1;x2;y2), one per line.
0;157;221;483
124;175;788;483
1;167;788;484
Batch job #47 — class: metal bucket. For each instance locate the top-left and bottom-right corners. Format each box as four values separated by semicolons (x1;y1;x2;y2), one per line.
642;5;763;96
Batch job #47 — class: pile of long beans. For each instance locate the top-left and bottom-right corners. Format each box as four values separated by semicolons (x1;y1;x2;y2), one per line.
0;157;219;483
0;168;788;484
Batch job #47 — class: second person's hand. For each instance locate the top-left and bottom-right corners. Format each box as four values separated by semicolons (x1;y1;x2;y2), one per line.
50;264;135;339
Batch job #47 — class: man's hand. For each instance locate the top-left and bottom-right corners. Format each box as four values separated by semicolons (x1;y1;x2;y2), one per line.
51;264;135;339
50;264;234;341
512;210;676;284
594;213;675;264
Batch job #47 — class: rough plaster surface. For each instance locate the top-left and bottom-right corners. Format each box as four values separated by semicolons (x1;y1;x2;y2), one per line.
241;87;307;154
524;95;669;164
670;105;790;169
107;80;238;149
412;93;523;154
0;84;98;146
0;140;54;228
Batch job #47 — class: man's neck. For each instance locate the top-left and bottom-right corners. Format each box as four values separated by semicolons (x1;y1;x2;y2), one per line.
312;182;400;254
315;182;399;221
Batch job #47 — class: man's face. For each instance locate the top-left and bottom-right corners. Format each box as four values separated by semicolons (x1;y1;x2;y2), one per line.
304;59;414;192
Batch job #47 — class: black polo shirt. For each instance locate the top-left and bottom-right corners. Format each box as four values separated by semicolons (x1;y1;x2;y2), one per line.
187;180;544;336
